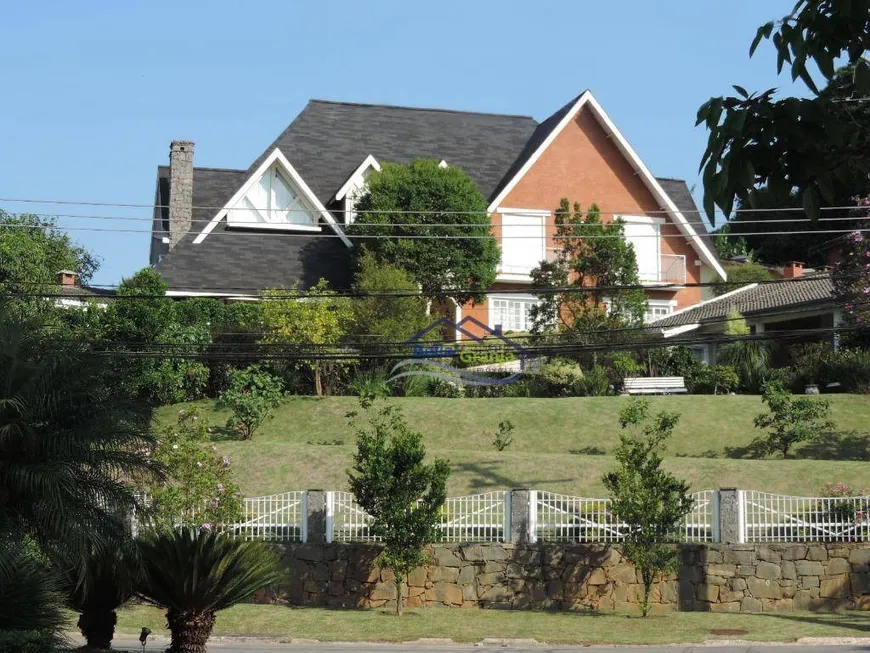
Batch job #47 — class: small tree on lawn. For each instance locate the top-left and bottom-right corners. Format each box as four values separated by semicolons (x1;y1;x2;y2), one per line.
602;399;694;617
754;381;834;458
347;401;449;616
220;365;284;440
147;407;243;528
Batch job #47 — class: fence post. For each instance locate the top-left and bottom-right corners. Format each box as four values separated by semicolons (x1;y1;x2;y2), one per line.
304;490;328;545
507;489;534;545
502;491;512;543
718;488;744;544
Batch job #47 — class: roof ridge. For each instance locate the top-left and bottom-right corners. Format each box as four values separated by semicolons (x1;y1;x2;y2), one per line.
655;176;688;183
307;99;535;121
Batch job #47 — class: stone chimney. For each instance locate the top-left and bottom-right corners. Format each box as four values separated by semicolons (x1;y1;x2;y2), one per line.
783;261;804;278
56;270;78;286
168;140;195;249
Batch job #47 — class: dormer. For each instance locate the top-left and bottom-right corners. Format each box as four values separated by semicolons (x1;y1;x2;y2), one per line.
334;154;381;224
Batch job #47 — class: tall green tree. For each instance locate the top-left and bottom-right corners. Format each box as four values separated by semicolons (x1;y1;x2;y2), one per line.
350;159;499;304
0;210;99;320
347;401;449;616
529;200;646;334
832;216;870;346
602;399;693;617
713;261;774;296
697;1;870;223
260;279;354;396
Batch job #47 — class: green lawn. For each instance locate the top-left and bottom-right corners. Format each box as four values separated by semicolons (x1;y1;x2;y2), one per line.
156;395;870;497
115;603;870;645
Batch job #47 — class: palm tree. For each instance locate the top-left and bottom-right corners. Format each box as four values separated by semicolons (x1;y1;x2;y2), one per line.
137;528;284;653
0;536;67;651
0;317;160;558
59;543;140;650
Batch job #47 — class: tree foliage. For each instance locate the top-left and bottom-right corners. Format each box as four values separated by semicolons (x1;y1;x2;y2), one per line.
529;200;646;335
350;159;499;304
754;381;834;457
0;317;158;558
0;210;99;321
713;261;774;296
697;1;870;223
260;279;353;396
832;218;870;346
602;399;693;617
350;253;430;347
716;309;771;392
146;407;243;527
347;401;449;616
219;365;284;440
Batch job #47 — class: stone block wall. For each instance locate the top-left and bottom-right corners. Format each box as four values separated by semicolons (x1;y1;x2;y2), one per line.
264;541;870;613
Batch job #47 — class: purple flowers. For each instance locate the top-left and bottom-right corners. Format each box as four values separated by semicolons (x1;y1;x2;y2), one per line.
200;523;212;531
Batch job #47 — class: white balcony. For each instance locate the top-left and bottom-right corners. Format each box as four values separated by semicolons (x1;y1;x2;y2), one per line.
639;254;686;286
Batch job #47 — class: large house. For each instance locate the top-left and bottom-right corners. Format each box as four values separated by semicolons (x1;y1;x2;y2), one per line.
149;91;726;336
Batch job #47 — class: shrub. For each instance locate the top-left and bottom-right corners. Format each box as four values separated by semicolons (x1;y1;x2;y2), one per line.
397;372;430;397
717;309;770;392
348;366;391;399
140;323;211;405
428;378;466;398
575;364;611;396
789;341;833;388
0;630;59;653
540;357;584;396
220;365;284;439
490;420;515;451
829;347;870;392
137;527;284;653
689;365;739;394
818;482;869;522
146;407;243;529
754;381;834;458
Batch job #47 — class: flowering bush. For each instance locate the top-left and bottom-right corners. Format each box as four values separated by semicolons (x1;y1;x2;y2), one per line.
145;407;243;528
819;482;869;523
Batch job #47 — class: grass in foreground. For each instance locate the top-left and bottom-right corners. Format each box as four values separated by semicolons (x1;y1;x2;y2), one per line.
116;603;870;645
156;395;870;497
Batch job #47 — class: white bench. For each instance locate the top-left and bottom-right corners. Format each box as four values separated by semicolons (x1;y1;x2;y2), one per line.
624;376;687;395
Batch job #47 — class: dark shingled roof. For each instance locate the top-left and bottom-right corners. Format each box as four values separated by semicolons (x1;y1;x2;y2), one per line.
247;99;538;204
151;97;719;292
650;275;836;328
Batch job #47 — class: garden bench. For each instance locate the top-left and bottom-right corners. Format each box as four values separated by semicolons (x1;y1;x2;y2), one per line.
623;376;687;395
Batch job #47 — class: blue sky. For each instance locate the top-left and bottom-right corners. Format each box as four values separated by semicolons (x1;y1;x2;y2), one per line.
0;1;809;286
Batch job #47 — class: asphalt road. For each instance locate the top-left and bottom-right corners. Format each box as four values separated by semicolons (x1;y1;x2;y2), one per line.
100;639;870;653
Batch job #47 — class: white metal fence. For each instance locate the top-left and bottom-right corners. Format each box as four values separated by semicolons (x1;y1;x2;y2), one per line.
742;490;870;543
127;488;870;544
330;490;509;543
533;490;718;543
233;491;306;542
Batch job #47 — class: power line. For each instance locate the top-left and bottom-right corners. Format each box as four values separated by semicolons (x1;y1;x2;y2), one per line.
2;221;870;240
1;196;868;217
1;270;847;300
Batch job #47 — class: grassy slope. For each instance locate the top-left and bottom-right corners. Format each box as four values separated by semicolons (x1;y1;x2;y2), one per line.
157;395;870;497
116;603;870;644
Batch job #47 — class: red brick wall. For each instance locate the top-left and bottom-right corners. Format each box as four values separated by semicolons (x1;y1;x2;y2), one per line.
463;106;705;338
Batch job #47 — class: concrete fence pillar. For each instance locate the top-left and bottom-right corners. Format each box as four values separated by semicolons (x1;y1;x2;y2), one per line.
508;489;533;545
718;488;744;544
304;490;329;545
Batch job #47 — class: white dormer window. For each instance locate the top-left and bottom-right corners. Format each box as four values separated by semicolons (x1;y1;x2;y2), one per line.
334;155;381;225
231;164;317;227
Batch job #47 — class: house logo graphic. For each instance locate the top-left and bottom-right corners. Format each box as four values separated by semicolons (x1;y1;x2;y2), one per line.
388;316;532;386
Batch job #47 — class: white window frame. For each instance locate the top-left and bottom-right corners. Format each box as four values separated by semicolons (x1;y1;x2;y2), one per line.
620;215;665;284
231;164;320;230
496;208;548;283
644;298;677;324
488;293;538;333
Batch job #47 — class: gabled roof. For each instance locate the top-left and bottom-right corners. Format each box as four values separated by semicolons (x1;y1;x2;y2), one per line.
244;100;538;204
649;275;837;328
486;91;725;279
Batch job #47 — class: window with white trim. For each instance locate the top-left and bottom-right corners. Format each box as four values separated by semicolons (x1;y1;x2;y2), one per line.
231;164;317;227
621;216;663;282
499;213;546;276
490;295;537;332
645;299;675;324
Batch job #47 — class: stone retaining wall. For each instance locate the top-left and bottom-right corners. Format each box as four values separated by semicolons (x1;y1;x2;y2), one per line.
265;542;870;613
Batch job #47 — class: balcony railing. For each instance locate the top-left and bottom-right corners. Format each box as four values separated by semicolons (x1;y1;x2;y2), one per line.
639;254;686;285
